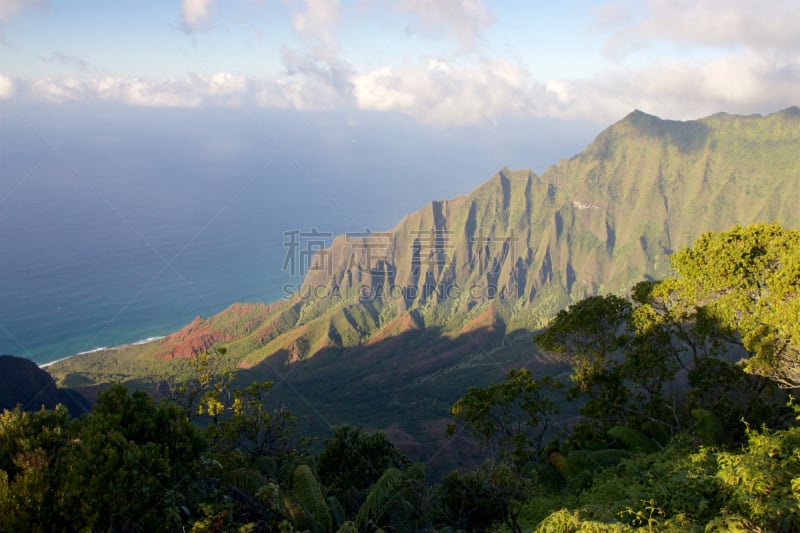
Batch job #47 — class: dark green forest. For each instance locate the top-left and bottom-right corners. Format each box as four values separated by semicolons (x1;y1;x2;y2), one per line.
2;223;799;532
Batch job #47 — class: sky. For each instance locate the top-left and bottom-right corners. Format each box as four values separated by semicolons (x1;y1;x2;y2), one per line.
1;0;798;127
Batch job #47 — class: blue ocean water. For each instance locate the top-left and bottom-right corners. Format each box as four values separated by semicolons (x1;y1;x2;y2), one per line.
0;103;595;365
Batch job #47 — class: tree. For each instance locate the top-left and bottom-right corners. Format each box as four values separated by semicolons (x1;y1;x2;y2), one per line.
431;461;535;533
0;405;72;532
534;295;632;397
207;381;306;482
57;385;206;532
168;346;235;421
534;296;639;436
667;223;800;388
316;425;411;518
449;368;560;467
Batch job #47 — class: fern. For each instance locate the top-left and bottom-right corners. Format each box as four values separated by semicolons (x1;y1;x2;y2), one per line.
705;514;763;532
327;495;346;529
586;448;633;467
640;420;670;447
552;450;586;479
553;449;632;479
221;467;266;497
355;468;406;530
691;409;723;445
608;426;659;453
288;464;333;533
335;521;358;533
550;449;631;479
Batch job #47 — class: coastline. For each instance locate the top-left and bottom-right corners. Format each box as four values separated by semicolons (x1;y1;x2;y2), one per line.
38;335;165;369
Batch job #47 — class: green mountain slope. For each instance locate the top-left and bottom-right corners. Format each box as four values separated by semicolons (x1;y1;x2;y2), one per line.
261;106;800;351
49;107;800;461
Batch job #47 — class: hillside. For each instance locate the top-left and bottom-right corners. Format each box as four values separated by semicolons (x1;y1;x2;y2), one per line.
48;107;800;462
0;355;90;416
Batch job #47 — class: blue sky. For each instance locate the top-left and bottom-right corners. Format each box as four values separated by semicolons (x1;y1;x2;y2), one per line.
1;0;798;126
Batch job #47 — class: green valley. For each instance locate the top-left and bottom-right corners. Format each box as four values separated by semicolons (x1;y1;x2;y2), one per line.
48;108;800;461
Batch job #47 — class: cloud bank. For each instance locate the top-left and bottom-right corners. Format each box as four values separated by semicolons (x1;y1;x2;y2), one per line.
3;0;798;127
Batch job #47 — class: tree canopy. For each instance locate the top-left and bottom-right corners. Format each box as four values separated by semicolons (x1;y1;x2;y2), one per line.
1;223;798;532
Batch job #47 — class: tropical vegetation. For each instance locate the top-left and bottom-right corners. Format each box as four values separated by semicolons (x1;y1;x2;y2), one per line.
2;223;798;531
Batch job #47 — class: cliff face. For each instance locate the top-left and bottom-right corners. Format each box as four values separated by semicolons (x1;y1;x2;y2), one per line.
0;355;90;416
50;107;800;374
278;107;800;356
44;107;800;468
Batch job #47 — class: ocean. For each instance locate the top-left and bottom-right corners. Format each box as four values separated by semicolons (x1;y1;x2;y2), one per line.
0;102;594;365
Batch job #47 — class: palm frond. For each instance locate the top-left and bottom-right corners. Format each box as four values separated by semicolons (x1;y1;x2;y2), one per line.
608;425;658;452
585;448;632;467
221;467;266;496
691;408;723;445
289;464;332;533
355;467;405;530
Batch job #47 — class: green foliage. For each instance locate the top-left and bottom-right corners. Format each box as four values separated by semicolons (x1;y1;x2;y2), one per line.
607;426;659;453
168;346;235;421
431;461;536;533
534;295;632;383
354;464;425;532
529;425;800;533
0;406;72;532
286;464;332;533
316;425;411;517
58;385;207;532
549;448;633;490
685;357;790;444
208;380;306;483
521;222;800;532
450;368;560;466
689;409;723;446
715;426;800;531
669;223;800;388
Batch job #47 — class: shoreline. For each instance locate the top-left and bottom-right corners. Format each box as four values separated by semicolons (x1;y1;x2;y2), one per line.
38;335;165;369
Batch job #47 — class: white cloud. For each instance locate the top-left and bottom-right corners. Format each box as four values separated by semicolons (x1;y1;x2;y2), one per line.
281;0;353;109
11;51;798;127
195;71;248;96
25;73;251;108
604;0;800;55
30;77;87;101
397;0;493;49
292;0;340;60
354;57;548;126
350;45;800;126
0;73;13;98
281;47;353;103
255;77;344;111
542;53;800;122
121;79;203;108
182;0;215;32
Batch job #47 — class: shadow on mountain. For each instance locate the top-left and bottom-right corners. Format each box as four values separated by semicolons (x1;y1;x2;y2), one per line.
235;325;571;478
624;110;711;154
0;355;91;416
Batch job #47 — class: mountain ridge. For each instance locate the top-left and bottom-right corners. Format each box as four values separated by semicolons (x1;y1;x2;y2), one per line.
48;107;800;446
